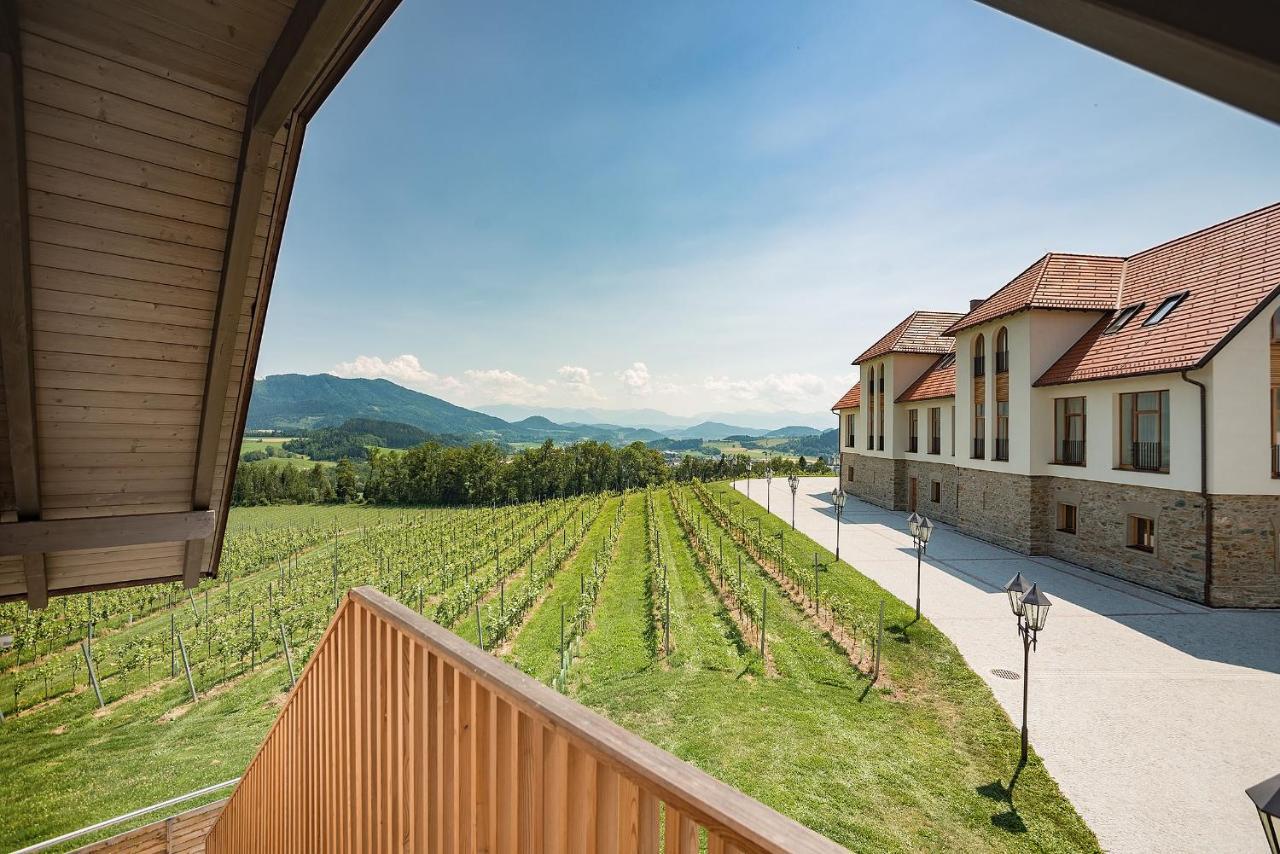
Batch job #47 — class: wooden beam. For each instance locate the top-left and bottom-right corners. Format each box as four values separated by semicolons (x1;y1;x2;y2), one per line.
251;0;372;131
0;3;47;608
182;125;271;588
977;0;1280;124
0;511;216;556
186;0;403;588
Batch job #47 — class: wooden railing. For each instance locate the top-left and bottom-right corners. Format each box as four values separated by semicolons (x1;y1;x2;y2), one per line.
205;587;844;853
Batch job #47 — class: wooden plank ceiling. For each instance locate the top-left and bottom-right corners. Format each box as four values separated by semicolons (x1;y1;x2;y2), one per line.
0;0;401;607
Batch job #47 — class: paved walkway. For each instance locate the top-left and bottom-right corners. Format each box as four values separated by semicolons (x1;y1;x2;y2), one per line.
736;476;1280;854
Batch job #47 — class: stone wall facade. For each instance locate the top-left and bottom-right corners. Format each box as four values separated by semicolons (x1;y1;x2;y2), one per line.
1209;495;1280;607
903;457;960;527
838;451;1279;607
1036;477;1207;602
844;452;900;511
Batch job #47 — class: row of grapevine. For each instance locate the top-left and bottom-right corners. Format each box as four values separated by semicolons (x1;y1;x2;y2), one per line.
552;496;627;692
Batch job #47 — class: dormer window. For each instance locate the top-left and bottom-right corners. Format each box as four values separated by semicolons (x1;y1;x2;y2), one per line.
1143;291;1189;327
1104;303;1145;335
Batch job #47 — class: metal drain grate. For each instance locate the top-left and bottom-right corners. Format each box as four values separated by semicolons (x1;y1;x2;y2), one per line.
991;668;1021;680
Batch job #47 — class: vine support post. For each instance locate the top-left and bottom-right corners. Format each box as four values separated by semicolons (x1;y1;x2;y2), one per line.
250;604;256;670
81;640;104;709
475;601;483;650
874;600;884;683
176;631;197;703
278;623;296;688
664;584;671;656
760;588;766;659
169;592;176;678
559;604;566;675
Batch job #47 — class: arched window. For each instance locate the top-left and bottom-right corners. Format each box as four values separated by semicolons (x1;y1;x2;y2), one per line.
866;366;875;450
995;327;1009;374
973;334;985;377
1271;308;1280;342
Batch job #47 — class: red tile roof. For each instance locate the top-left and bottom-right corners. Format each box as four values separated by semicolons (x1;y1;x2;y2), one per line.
831;382;860;411
944;253;1124;335
1036;203;1280;385
897;354;957;403
853;311;964;363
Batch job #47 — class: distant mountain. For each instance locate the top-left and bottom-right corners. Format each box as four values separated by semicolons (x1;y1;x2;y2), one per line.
247;374;509;436
476;404;832;432
773;428;838;458
247;375;677;447
765;425;821;438
667;421;767;440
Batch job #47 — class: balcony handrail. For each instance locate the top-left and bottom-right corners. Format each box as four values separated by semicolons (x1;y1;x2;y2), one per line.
13;779;237;853
206;586;844;853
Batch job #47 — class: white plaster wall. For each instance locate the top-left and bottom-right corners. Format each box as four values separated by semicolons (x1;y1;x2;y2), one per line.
835;406;860;452
899;397;955;462
1204;291;1280;495
1030;375;1202;492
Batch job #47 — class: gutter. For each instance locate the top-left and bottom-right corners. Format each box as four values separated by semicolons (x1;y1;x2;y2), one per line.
1180;370;1213;605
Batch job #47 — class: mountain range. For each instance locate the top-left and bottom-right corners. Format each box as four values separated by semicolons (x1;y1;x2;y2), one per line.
246;374;828;446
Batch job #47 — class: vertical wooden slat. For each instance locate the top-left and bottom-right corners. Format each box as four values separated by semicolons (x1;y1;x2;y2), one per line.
618;775;640;853
638;789;659;853
442;661;457;852
428;650;442;854
596;763;620;852
458;673;474;853
496;698;518;854
517;711;544;852
566;742;596;854
542;728;568;852
474;684;493;852
678;814;698;854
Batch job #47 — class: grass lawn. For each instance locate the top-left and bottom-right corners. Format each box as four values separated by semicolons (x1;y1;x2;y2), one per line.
1;492;1098;853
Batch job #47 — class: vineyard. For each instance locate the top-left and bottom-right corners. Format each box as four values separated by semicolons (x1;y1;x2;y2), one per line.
0;484;1099;853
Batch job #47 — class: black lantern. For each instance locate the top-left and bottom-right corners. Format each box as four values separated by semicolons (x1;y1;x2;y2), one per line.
787;474;800;529
1248;773;1280;854
1004;572;1030;618
1021;584;1052;633
830;486;847;561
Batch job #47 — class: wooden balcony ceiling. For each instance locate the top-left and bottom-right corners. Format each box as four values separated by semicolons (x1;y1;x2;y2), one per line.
0;0;401;607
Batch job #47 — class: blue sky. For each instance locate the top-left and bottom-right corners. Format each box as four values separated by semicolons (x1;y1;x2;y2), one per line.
257;0;1280;420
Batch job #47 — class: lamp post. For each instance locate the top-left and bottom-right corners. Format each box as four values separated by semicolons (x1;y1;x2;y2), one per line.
830;486;846;561
1248;773;1280;854
1003;572;1052;764
765;464;773;513
907;513;932;621
787;474;799;529
745;459;752;500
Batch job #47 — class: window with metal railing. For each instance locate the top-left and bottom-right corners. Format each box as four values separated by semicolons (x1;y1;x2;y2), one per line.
1119;391;1169;472
1053;397;1086;465
994;438;1009;462
995;327;1009;374
972;436;985;459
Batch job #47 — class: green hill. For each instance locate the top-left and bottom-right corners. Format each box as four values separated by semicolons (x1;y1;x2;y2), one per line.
247;374;511;436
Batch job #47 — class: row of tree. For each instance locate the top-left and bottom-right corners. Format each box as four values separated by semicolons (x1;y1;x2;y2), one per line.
231;438;835;507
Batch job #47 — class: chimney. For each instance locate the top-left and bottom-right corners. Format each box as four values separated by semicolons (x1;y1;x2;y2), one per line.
969;298;985;312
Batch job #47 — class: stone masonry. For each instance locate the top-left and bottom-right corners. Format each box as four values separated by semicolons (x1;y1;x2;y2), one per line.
840;457;1279;606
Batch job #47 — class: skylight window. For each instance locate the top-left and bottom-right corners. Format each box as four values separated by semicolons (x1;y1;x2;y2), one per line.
937;353;956;369
1103;303;1144;335
1143;291;1189;326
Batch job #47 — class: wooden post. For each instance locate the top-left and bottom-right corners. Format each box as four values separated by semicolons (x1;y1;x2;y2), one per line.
279;623;296;688
475;601;484;650
664;584;671;656
81;640;104;709
251;604;257;670
176;631;197;703
760;589;766;659
559;604;566;679
169;594;176;678
874;600;884;683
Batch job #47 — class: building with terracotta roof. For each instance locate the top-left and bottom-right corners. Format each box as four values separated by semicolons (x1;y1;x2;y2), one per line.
832;202;1280;608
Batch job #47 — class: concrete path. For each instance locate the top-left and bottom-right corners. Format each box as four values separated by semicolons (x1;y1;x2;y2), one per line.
735;476;1280;854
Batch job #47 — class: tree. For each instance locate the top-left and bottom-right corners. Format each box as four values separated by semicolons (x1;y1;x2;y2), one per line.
308;463;335;502
334;458;359;503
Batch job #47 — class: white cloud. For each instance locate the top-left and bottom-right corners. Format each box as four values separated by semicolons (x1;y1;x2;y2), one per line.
461;368;548;405
331;354;463;395
702;371;854;409
556;365;603;401
618;361;651;396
